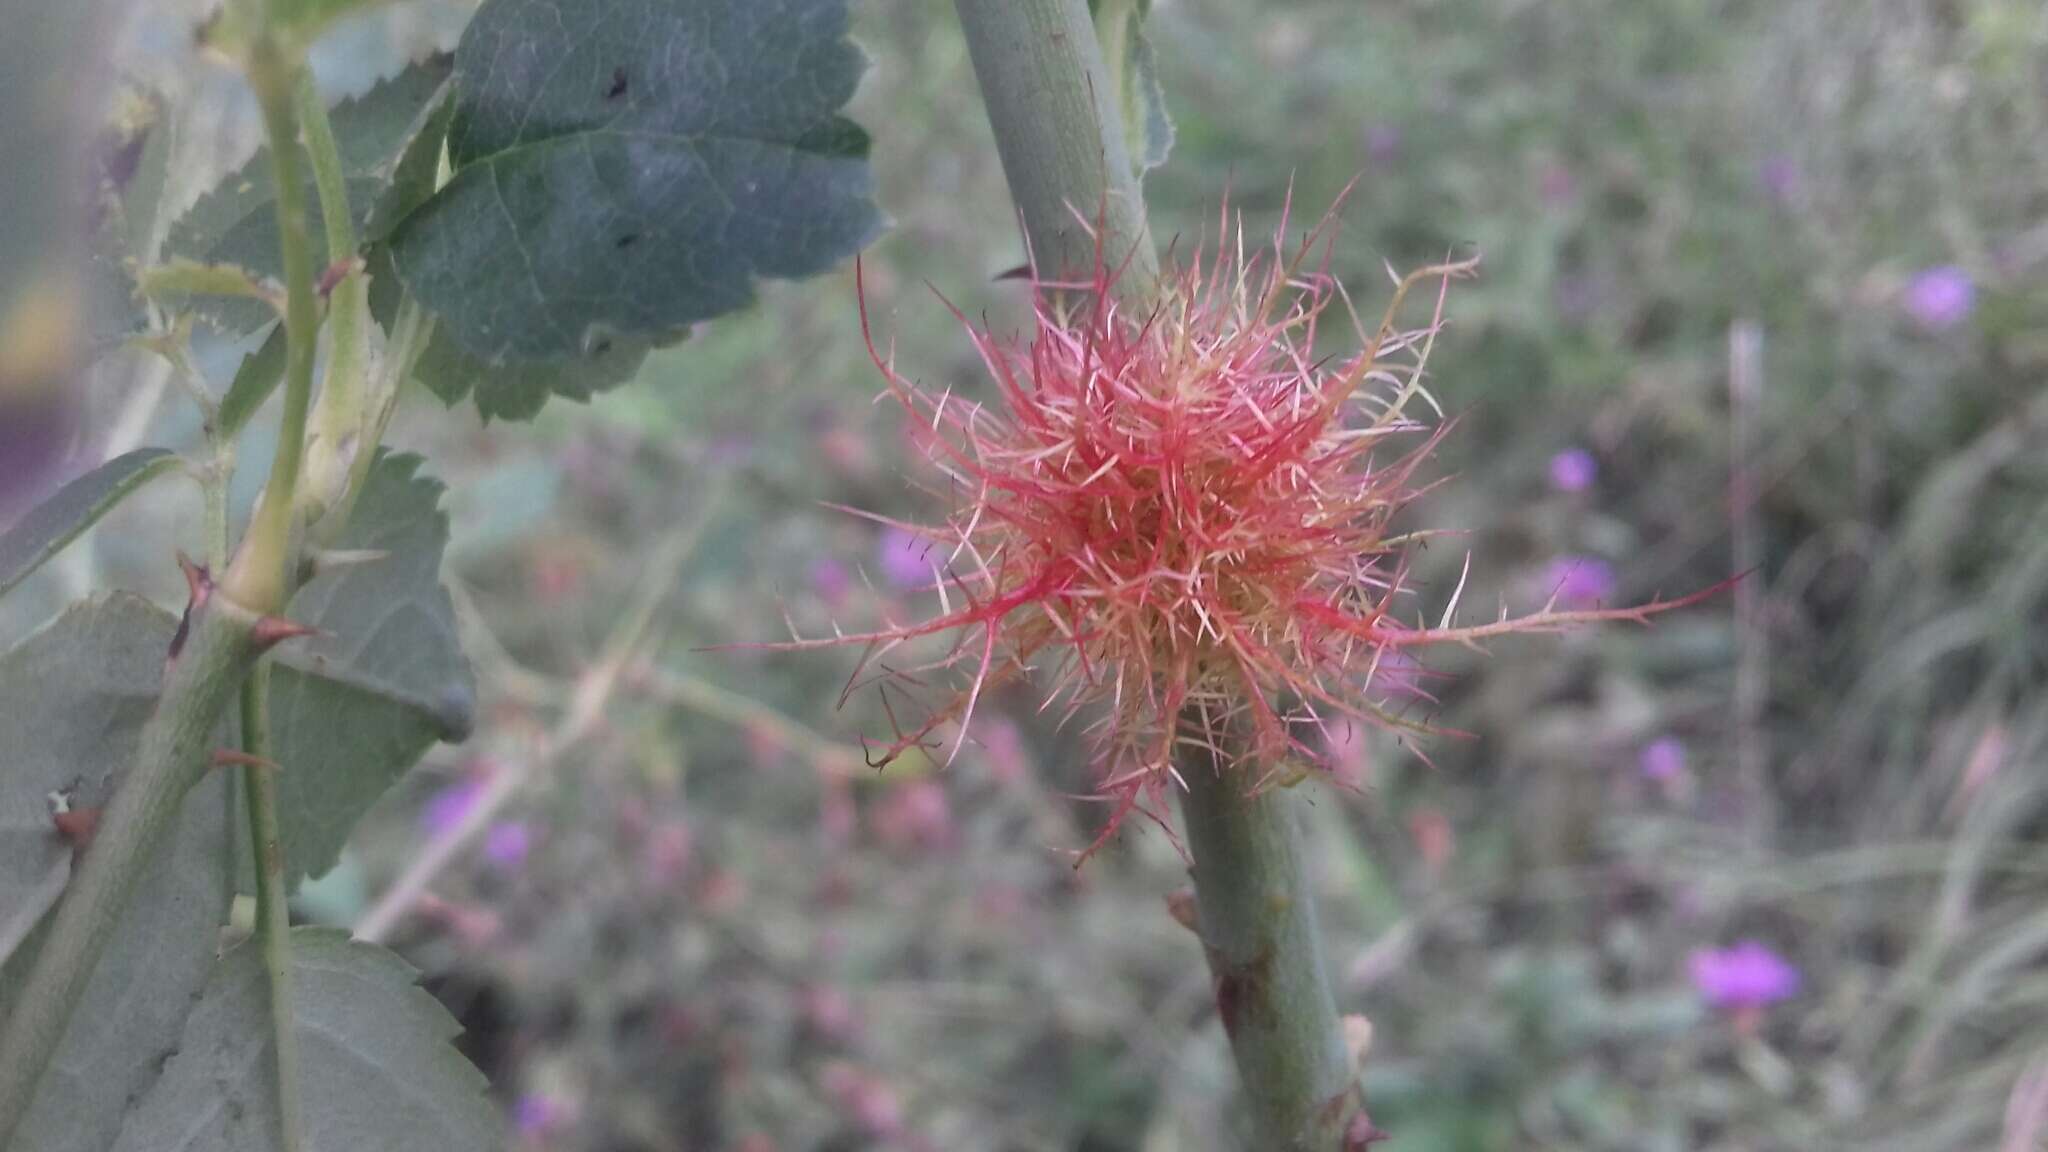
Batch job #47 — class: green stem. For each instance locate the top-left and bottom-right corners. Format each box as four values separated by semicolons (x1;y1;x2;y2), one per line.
224;29;324;1152
295;68;371;536
1180;757;1360;1149
0;601;259;1145
295;70;353;264
239;667;304;1152
950;4;1361;1144
223;33;319;613
952;0;1158;305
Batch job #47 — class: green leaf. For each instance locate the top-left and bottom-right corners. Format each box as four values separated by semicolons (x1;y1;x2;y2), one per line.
381;0;883;376
83;88;178;346
414;319;650;423
109;928;501;1152
135;258;284;314
85;86;178;270
363;77;454;246
1090;0;1174;177
0;595;233;1152
0;448;183;599
218;323;290;440
164;56;454;338
365;242;650;423
261;452;473;889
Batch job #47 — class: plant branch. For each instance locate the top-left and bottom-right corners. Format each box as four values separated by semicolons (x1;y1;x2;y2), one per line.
222;32;320;613
219;29;329;1152
951;6;1365;1144
0;601;259;1145
357;488;724;943
295;70;373;536
295;70;354;264
238;668;305;1152
639;667;864;778
1179;750;1362;1149
952;0;1158;304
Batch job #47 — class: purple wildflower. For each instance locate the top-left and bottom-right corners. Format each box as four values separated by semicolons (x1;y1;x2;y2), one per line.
978;716;1029;784
0;392;76;529
513;1093;565;1138
1903;265;1975;331
1553;274;1599;324
420;777;484;837
810;557;851;607
1364;124;1402;165
1538;162;1575;210
1543;556;1617;607
1548;448;1598;493
876;525;934;591
1689;940;1801;1010
484;821;531;869
707;433;755;466
1759;154;1799;204
1640;736;1686;781
1367;649;1427;702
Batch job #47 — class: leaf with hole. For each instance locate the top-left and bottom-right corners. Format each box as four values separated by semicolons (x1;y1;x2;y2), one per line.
109;928;501;1152
0;595;233;1152
366;246;650;423
410;316;650;423
378;0;882;413
0;448;183;600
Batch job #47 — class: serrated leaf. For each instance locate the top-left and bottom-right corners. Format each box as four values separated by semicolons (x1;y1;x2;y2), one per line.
363;78;454;246
415;320;650;423
109;927;501;1152
0;448;182;599
381;0;883;376
0;595;233;1152
90;86;177;268
164;56;454;338
365;243;650;422
261;451;474;889
83;88;177;346
136;258;285;314
1090;0;1174;177
219;323;290;440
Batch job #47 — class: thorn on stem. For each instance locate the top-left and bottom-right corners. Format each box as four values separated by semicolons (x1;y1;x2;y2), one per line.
1165;887;1200;933
1342;1014;1375;1071
212;748;281;772
169;551;213;661
1344;1112;1390;1149
316;256;365;298
52;806;101;851
177;551;212;603
251;615;320;651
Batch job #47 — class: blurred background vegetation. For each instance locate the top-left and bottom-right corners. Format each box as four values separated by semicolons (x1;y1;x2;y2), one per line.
6;0;2048;1148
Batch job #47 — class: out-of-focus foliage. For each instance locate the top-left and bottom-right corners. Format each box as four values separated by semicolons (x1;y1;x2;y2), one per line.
12;0;2046;1149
